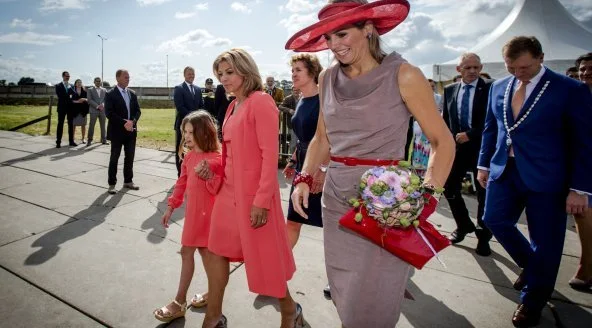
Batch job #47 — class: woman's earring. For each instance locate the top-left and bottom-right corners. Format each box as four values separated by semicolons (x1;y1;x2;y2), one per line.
367;33;372;39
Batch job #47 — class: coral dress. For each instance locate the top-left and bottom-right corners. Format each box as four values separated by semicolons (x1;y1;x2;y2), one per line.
208;92;296;298
168;151;222;247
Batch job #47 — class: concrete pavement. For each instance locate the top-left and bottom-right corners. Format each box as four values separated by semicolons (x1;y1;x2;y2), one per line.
0;130;590;328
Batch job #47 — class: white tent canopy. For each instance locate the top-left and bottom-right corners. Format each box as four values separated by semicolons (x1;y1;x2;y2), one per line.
433;0;592;81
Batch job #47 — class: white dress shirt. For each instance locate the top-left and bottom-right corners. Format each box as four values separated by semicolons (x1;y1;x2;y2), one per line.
185;81;195;95
117;85;130;119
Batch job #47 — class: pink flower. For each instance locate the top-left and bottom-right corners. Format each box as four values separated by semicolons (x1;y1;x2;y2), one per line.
396;192;408;201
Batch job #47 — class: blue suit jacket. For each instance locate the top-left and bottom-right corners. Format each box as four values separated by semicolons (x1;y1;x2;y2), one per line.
478;67;592;193
173;82;203;130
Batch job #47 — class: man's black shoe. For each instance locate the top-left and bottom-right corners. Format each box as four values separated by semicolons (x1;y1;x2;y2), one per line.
475;229;492;256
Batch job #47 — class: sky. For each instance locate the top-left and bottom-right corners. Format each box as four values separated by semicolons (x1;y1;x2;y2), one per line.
0;0;591;87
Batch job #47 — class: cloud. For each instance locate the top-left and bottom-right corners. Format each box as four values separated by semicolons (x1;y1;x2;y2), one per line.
157;29;232;56
136;0;172;6
175;12;196;19
174;2;208;19
279;12;317;35
0;32;71;45
39;0;89;11
237;45;263;56
231;2;251;14
195;2;208;11
0;57;68;84
279;0;324;13
10;18;36;30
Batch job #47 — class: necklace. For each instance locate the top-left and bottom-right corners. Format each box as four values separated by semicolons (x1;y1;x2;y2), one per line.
502;79;549;148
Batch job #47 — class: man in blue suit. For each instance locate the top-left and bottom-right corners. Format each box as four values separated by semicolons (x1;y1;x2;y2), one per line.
477;36;592;327
173;66;203;177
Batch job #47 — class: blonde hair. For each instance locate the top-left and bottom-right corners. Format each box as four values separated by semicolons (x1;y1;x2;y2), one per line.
290;53;324;84
178;110;220;158
212;48;263;97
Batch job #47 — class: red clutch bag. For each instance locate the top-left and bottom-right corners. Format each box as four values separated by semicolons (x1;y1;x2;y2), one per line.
339;194;450;269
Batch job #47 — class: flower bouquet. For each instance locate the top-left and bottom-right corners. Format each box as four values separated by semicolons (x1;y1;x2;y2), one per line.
338;161;450;269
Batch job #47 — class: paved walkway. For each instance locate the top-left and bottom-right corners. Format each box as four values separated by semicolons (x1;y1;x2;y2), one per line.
0;130;590;327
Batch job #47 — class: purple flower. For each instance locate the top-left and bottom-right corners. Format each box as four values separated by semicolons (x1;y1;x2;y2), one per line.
411;191;422;199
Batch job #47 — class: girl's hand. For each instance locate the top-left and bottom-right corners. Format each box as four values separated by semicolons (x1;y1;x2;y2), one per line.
195;159;213;180
311;170;325;194
250;205;269;229
162;207;173;228
283;165;295;181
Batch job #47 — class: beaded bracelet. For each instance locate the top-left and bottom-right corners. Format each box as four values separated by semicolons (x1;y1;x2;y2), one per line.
293;171;313;189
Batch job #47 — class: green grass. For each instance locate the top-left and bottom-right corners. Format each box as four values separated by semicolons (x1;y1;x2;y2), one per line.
0;105;176;151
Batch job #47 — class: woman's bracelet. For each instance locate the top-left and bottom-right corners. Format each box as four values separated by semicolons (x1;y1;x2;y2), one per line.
293;171;313;189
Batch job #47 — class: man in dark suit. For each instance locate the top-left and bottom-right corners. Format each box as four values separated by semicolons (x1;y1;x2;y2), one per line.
105;69;141;194
442;53;493;256
173;66;203;177
478;37;592;327
55;71;76;148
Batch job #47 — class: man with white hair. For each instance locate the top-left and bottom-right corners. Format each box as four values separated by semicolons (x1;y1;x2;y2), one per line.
442;52;493;256
264;76;284;106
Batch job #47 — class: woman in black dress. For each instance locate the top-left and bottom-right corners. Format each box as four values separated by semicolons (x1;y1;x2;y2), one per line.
283;54;330;296
69;79;88;143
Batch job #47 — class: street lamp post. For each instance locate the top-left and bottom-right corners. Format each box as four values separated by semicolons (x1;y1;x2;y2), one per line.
166;54;169;89
166;54;170;99
97;34;107;83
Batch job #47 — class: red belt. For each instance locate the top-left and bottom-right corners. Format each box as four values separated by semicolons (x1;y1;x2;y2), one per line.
330;156;399;167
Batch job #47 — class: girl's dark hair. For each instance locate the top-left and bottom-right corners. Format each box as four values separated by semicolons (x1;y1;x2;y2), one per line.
178;110;220;158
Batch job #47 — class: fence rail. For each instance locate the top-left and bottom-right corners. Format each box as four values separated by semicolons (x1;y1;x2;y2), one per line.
9;96;53;134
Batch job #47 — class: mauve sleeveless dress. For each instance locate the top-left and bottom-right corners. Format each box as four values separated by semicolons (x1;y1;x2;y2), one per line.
322;52;412;328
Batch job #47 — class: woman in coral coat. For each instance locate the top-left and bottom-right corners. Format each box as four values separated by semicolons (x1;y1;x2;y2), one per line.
197;48;303;328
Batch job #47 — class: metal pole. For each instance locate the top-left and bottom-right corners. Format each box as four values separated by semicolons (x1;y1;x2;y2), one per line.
166;54;169;89
97;35;107;83
166;54;169;99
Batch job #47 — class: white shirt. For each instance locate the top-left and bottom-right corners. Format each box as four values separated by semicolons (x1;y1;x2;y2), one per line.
434;93;443;113
456;79;479;128
185;81;195;94
117;85;130;119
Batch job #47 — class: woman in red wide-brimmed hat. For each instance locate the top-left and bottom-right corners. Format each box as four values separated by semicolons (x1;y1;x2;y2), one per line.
288;1;455;327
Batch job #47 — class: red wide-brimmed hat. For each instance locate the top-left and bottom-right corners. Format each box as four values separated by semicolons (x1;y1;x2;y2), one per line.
285;0;410;53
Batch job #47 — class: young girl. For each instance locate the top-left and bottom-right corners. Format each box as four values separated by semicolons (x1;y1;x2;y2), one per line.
153;110;222;323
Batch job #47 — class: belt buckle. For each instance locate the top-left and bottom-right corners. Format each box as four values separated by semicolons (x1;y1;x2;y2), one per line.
342;157;356;166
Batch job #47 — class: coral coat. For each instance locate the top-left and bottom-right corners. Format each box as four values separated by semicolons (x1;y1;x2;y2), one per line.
212;91;295;298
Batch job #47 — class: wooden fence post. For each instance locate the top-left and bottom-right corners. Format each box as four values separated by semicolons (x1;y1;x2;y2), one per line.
45;96;53;135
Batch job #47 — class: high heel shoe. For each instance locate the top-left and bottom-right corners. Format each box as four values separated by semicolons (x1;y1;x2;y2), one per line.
569;277;592;291
293;303;304;328
215;314;227;328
